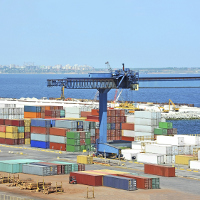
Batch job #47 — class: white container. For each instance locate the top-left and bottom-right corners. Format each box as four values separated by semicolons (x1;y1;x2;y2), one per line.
172;145;178;155
49;135;66;144
164;155;172;164
126;115;135;123
31;133;49;142
135;111;161;119
156;136;184;146
65;112;81;118
145;144;172;155
134;132;153;137
190;160;200;170
132;142;142;150
134;118;159;126
198;150;200;160
184;146;191;155
137;153;164;164
178;146;185;155
121;149;140;160
172;155;176;163
90;129;95;136
122;130;134;137
134;125;157;133
174;135;199;146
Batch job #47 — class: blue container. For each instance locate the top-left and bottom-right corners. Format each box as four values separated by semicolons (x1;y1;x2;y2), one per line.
110;123;115;130
77;121;83;129
103;175;136;191
31;119;51;127
51;120;56;127
31;140;49;149
24;106;41;113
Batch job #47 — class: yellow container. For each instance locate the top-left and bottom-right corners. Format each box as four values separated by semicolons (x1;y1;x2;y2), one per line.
77;155;93;164
6;132;18;139
6;126;18;133
175;155;197;165
24;119;31;126
18;132;24;139
24;126;31;132
0;132;6;138
25;138;30;145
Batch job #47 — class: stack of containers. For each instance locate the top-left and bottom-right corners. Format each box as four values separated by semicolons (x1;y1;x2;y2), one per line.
30;119;51;149
134;111;161;140
66;131;81;152
65;106;90;118
11;119;25;144
24;119;31;144
5;125;18;145
154;122;177;137
44;106;64;119
50;161;78;173
49;127;69;151
0;104;24;119
0;123;6;144
24;106;41;118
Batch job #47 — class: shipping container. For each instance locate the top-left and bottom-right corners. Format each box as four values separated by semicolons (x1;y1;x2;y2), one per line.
66;145;81;152
24;112;41;118
175;155;197;165
31;140;49;149
31;119;51;128
159;122;173;129
77;155;93;164
121;123;134;130
31;133;49;142
49;135;66;144
50;142;66;151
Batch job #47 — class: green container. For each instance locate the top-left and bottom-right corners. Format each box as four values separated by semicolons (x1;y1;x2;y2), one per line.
66;145;81;152
107;123;111;130
85;138;91;145
154;128;167;135
85;132;91;139
90;122;95;129
60;110;65;117
67;131;80;139
159;122;173;129
86;145;91;151
67;138;80;145
17;127;24;133
81;145;86;151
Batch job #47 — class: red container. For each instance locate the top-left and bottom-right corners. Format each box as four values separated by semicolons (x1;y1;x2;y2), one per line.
110;117;116;123
117;174;152;189
18;138;25;144
50;142;66;151
45;110;52;116
90;136;95;144
11;119;24;127
120;116;126;123
116;129;122;136
121;123;134;130
50;127;68;136
70;172;102;186
107;116;111;123
91;109;99;116
31;126;47;134
0;138;6;144
78;164;85;171
81;111;92;117
39;162;62;175
144;164;175;177
0;125;6;132
0;119;5;125
107;130;111;137
80;139;85;145
79;131;86;139
115;109;121;117
4;119;12;126
95;129;99;134
120;110;125;116
6;139;18;145
115;123;121;130
121;136;135;141
87;115;99;120
107;110;116;117
115;117;121;123
110;130;116;136
107;136;111;140
24;132;31;138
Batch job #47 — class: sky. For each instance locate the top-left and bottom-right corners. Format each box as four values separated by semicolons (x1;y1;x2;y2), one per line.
0;0;200;68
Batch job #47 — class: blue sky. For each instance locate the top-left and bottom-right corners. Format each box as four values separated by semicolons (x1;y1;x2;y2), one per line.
0;0;199;68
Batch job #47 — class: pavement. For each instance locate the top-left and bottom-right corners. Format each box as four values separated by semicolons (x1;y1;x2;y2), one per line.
0;144;200;196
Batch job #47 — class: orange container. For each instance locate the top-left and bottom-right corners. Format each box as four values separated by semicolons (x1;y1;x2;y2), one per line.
91;109;99;116
0;125;6;132
121;136;135;141
45;106;51;110
50;127;69;136
121;123;134;130
24;112;41;118
31;126;47;134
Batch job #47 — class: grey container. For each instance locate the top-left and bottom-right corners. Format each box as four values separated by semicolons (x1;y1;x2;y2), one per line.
31;133;49;142
49;135;66;144
31;162;57;175
55;120;77;129
22;164;51;176
83;121;90;130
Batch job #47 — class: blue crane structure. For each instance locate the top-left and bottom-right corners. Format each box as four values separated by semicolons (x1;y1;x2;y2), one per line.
47;64;200;156
47;64;139;156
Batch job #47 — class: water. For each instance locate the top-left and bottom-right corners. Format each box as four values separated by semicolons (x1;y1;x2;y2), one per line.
0;73;200;134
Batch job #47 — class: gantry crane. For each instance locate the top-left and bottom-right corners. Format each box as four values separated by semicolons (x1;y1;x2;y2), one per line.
47;64;139;156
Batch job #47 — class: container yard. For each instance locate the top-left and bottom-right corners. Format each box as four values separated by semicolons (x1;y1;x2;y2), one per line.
0;98;200;199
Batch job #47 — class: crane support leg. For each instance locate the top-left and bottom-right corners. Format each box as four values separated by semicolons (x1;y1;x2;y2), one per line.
97;89;120;156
